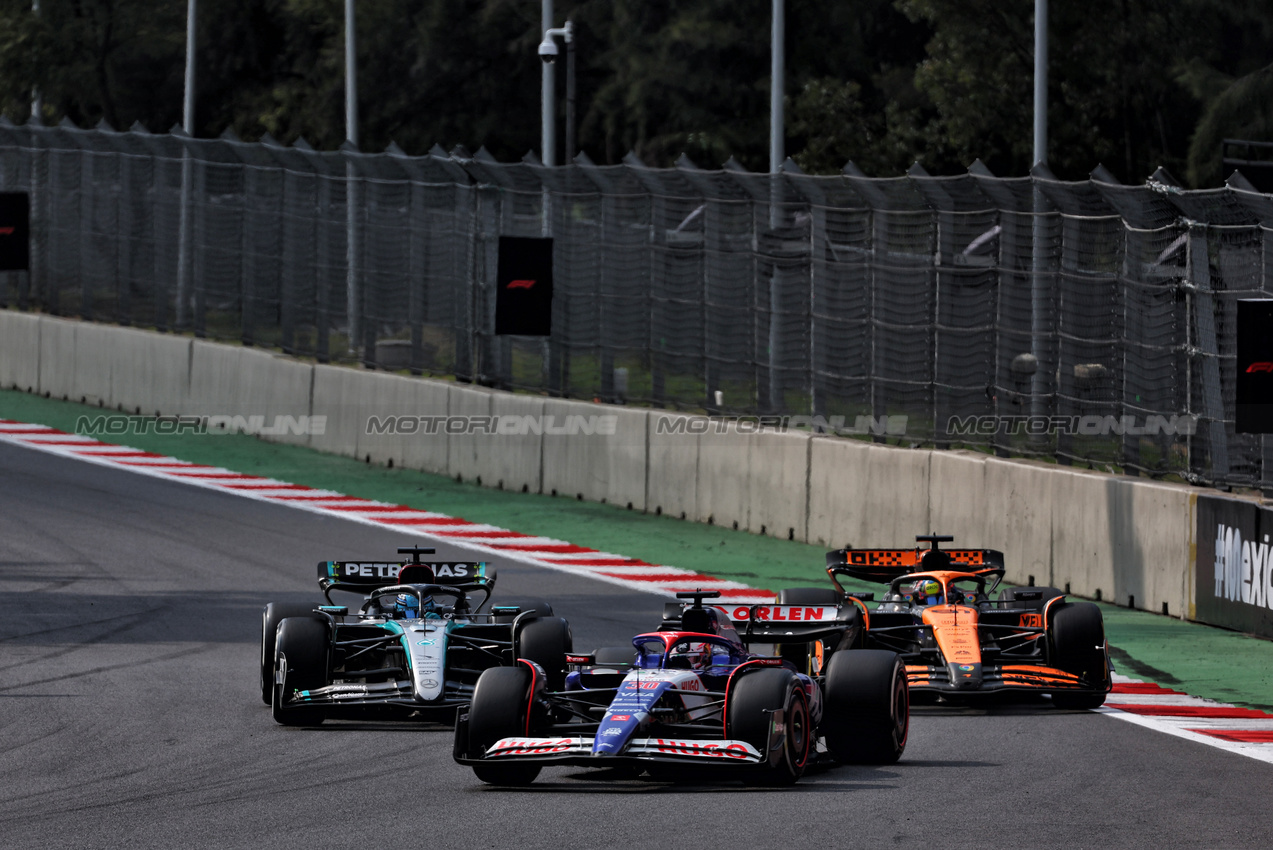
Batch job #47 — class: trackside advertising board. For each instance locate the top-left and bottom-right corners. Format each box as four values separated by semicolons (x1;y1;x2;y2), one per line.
1196;494;1273;638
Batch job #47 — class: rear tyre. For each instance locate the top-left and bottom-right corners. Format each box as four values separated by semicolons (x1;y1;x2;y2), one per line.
727;668;811;786
1049;602;1109;709
998;586;1064;610
517;616;572;690
467;666;542;786
260;603;321;704
821;649;908;764
271;617;329;726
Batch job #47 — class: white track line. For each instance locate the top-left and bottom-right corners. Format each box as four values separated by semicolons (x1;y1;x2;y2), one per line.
1098;674;1273;764
0;419;777;604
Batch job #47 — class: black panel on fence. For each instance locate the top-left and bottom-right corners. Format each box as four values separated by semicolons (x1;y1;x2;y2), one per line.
1236;299;1273;433
0;192;30;271
1195;494;1273;639
495;236;553;336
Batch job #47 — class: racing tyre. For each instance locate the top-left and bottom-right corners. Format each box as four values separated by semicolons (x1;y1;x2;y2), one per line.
821;649;908;764
517;616;572;690
260;603;322;704
727;668;811;786
998;586;1064;610
1049;602;1109;709
467;666;542;786
271;617;329;726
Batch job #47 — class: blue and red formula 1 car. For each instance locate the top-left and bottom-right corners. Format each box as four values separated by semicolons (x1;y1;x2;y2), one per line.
453;591;908;786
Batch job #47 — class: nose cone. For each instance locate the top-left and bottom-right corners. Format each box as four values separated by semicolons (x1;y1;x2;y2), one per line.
948;661;983;690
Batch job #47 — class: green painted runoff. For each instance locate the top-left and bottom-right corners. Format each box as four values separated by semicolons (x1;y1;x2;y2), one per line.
3;387;1271;711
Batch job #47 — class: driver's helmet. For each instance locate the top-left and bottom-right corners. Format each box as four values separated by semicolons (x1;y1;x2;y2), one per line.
394;592;435;619
668;641;709;670
912;579;943;607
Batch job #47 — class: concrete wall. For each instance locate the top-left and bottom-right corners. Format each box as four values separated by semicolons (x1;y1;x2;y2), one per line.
481;393;544;494
106;326;191;416
2;312;1213;624
807;438;932;549
647;412;699;521
747;430;811;541
310;363;366;459
541;400;649;509
0;310;40;393
447;384;493;484
695;419;752;531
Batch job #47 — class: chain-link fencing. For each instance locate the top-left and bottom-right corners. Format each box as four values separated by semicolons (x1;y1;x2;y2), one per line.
1;118;1270;491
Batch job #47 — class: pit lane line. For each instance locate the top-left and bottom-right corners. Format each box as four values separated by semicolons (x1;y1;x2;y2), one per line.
6;417;1273;766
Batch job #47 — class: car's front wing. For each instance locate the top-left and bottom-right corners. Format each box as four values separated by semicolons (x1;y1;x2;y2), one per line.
282;679;472;719
905;662;1110;696
456;735;764;767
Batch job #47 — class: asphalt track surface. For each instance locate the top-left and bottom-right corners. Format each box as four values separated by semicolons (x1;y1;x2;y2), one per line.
1;441;1270;850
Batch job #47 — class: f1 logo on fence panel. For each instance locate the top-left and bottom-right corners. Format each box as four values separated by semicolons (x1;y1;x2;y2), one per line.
495;237;553;336
1237;300;1273;433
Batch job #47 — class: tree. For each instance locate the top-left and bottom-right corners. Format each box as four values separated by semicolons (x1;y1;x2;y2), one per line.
0;0;186;130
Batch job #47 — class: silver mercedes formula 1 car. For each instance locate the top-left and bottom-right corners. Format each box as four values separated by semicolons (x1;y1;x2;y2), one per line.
261;546;572;725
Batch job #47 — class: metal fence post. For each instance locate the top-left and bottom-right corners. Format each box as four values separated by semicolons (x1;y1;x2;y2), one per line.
1189;223;1230;480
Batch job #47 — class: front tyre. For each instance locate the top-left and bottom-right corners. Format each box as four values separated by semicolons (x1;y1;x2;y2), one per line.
727;668;811;786
271;617;329;727
260;603;321;704
467;666;542;786
1049;602;1109;709
821;649;908;764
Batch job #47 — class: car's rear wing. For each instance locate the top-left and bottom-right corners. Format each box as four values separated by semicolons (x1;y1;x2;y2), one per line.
660;600;858;644
824;547;1005;585
317;560;494;596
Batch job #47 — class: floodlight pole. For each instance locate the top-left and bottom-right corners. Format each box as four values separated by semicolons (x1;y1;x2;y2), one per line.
565;23;576;163
345;0;360;354
345;0;358;149
1030;0;1048;429
768;0;785;411
541;17;575;166
31;1;41;120
541;0;555;167
176;0;197;329
183;0;197;135
770;0;784;176
1033;0;1048;168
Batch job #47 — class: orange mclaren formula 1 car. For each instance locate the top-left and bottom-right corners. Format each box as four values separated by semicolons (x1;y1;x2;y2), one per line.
768;535;1112;709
